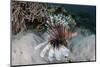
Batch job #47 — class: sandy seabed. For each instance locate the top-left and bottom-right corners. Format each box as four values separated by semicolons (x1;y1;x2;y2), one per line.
11;31;95;65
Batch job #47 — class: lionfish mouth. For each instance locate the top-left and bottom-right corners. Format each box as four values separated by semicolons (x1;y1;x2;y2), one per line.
47;22;73;48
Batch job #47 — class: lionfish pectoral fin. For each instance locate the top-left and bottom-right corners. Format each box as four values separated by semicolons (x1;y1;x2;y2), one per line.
34;41;48;50
40;44;51;58
40;53;44;57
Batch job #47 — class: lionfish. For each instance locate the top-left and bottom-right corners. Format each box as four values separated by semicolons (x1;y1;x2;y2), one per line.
35;21;77;62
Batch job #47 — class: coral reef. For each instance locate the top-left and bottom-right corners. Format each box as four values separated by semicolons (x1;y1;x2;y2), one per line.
11;1;48;34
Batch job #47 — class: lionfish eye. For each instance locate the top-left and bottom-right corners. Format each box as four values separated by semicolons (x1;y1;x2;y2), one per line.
50;40;54;44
